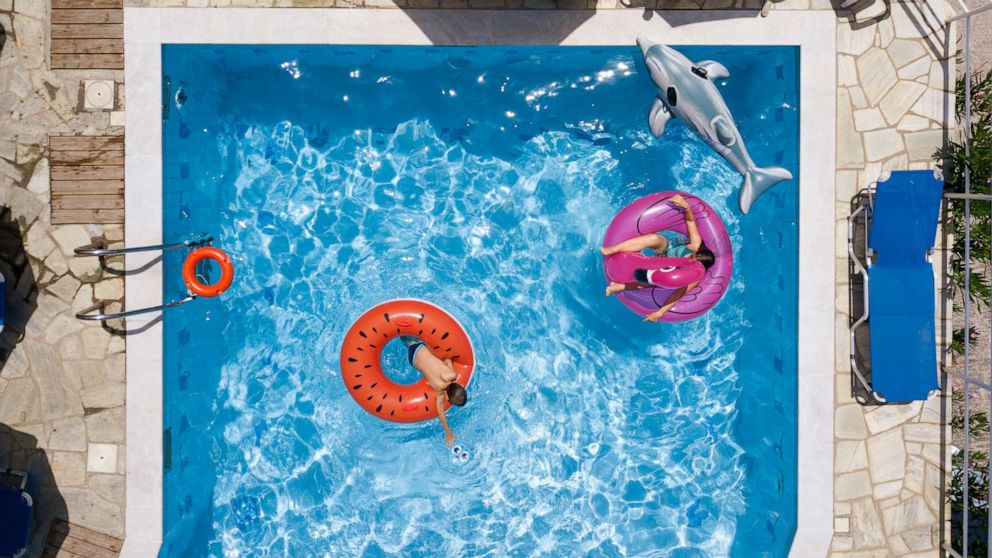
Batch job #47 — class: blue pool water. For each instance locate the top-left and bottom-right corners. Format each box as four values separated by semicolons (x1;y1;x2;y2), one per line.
161;45;799;558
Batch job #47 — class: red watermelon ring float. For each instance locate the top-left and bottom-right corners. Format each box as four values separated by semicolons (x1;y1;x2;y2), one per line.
339;299;475;423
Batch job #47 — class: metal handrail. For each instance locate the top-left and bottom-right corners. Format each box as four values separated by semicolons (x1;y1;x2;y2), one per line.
946;0;992;22
938;3;992;555
959;11;976;558
73;232;216;323
943;364;992;393
944;192;992;202
74;232;211;257
75;295;196;322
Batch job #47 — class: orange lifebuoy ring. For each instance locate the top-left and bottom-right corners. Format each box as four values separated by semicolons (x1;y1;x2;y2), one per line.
182;246;234;298
340;299;475;423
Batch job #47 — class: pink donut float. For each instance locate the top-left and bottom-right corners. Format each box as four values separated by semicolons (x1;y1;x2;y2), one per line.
602;191;733;322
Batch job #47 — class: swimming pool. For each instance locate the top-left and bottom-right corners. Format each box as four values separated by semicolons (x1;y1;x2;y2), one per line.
160;44;799;557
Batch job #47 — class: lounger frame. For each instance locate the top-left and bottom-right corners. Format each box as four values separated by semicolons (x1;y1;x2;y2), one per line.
848;194;875;402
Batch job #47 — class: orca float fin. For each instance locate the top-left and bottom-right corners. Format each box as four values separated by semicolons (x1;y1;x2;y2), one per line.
696;60;730;80
714;119;736;147
739;166;793;214
649;97;672;137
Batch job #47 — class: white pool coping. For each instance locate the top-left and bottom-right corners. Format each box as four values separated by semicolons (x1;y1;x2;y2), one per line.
123;8;835;557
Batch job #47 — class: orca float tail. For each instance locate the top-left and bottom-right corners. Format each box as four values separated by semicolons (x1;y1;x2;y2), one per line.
739;166;793;214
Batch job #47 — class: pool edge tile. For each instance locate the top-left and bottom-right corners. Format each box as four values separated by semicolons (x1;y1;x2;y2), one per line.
125;9;166;554
125;9;839;557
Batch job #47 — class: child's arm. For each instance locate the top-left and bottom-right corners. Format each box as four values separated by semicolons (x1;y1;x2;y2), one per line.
436;392;455;446
644;283;695;322
683;207;703;253
671;195;703;252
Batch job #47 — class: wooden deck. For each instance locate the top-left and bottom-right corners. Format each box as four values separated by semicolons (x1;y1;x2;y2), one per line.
50;135;124;224
43;519;122;558
50;0;124;70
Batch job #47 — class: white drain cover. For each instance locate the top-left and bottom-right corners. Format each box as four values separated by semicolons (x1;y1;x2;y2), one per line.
84;80;115;110
87;443;118;473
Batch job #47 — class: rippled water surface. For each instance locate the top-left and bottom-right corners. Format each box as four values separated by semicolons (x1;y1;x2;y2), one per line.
162;45;799;558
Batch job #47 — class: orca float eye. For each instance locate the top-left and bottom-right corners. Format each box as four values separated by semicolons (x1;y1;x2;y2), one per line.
659;266;676;272
666;87;678;107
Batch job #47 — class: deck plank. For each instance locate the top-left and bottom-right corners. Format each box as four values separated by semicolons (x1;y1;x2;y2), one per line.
50;135;123;151
48;134;125;225
43;545;105;558
52;0;123;7
53;195;124;210
51;24;122;39
51;39;123;54
49;519;124;552
51;150;124;165
44;535;117;558
41;546;70;558
51;9;123;24
52;209;125;225
50;165;123;181
52;180;124;195
51;53;123;70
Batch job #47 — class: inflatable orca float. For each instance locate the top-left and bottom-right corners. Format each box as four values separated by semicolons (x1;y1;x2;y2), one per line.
637;37;793;214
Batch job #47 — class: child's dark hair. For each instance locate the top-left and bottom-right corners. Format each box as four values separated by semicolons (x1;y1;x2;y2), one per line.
446;383;467;406
695;246;716;270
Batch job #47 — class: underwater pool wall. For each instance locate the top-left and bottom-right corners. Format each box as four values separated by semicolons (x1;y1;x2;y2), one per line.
123;8;836;557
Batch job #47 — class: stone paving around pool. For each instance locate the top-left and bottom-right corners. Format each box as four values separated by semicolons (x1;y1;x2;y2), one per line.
0;1;126;555
831;2;955;555
1;0;963;556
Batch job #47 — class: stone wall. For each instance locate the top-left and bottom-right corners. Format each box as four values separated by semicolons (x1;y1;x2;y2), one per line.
0;0;126;553
831;2;955;556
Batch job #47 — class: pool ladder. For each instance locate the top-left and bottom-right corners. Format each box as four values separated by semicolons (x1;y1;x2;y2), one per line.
73;232;212;323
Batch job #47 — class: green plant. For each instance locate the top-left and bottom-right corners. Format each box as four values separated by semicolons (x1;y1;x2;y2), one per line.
949;388;990;557
952;326;980;359
946;65;992;354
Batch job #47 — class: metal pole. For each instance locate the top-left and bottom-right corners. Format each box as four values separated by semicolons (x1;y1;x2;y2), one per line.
980;21;992;554
961;14;972;557
73;233;212;257
75;295;196;321
985;16;992;556
945;1;992;22
943;366;992;392
945;193;992;201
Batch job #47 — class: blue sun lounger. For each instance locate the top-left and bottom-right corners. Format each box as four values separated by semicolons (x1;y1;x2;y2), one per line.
0;469;33;558
849;170;943;403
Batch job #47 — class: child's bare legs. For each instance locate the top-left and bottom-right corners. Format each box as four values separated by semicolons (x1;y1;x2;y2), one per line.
606;281;653;296
605;282;626;296
601;233;668;256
